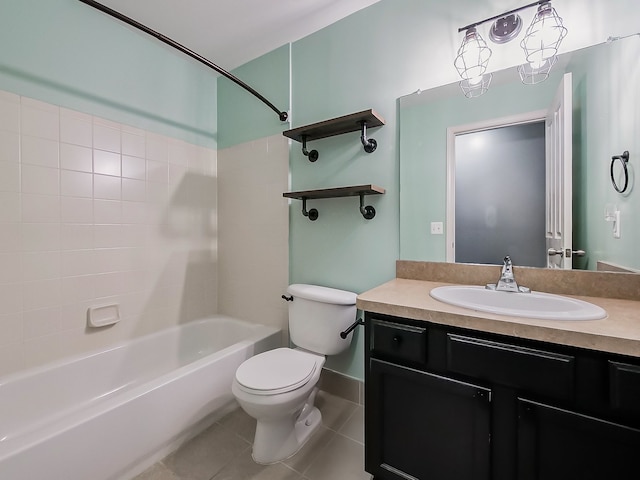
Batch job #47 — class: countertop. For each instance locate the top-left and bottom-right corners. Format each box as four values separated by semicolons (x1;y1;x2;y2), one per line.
357;278;640;358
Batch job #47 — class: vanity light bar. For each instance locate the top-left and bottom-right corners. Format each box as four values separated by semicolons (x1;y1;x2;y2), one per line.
457;0;548;33
454;1;567;96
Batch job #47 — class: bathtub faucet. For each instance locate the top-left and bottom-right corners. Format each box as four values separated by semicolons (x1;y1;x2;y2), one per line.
486;256;530;293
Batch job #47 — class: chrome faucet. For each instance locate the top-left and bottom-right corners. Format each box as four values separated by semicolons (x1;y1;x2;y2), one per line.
486;256;530;293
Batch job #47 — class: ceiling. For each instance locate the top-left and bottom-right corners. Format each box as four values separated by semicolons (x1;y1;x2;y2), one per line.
95;0;381;71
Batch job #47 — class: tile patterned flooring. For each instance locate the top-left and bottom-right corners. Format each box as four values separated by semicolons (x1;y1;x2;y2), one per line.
133;391;370;480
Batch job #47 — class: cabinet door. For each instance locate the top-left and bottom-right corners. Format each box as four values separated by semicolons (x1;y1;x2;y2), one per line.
517;398;640;480
366;359;491;480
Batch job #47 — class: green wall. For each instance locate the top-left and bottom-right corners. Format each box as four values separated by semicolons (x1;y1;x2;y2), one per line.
570;38;640;271
217;44;290;149
0;0;217;146
217;0;640;380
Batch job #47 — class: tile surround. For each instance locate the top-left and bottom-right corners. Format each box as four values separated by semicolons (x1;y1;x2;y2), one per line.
0;90;218;376
217;135;290;338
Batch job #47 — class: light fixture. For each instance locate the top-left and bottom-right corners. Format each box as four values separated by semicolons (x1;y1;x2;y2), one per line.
454;27;492;97
454;27;493;81
459;74;493;98
454;1;568;97
517;55;557;84
489;14;523;44
521;1;568;65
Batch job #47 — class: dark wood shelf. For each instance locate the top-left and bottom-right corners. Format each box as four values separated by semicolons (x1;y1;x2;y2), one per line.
283;109;385;143
283;184;386;221
283;184;385;200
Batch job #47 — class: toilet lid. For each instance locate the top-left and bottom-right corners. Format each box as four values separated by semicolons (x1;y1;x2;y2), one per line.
235;348;319;394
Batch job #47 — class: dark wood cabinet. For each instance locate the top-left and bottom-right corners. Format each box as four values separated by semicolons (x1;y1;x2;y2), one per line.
367;358;491;480
364;312;640;480
517;399;640;480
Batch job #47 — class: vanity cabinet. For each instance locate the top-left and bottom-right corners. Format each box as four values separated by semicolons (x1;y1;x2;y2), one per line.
368;358;491;480
364;313;640;480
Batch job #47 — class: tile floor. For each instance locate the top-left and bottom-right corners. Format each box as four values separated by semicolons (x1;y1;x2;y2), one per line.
133;391;370;480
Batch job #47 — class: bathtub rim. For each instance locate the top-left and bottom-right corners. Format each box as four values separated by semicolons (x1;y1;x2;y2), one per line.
0;316;281;463
0;315;279;386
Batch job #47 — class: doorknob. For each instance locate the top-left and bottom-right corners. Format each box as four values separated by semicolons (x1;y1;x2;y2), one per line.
547;248;564;257
569;249;586;257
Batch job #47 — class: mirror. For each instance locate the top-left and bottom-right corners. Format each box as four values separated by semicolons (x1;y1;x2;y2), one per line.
399;35;639;272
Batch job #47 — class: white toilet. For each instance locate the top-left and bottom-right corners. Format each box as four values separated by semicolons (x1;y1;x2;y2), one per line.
232;283;357;464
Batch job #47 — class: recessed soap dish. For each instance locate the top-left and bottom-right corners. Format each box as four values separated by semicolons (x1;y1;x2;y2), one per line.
87;304;121;328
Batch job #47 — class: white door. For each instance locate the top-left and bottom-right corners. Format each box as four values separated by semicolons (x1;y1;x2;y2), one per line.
546;72;573;269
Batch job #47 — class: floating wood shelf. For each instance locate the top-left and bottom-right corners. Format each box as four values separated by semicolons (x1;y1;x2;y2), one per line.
283;184;385;200
283;184;385;221
283;109;385;161
283;110;384;142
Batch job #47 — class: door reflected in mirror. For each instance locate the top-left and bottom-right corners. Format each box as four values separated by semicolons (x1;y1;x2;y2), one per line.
451;121;546;267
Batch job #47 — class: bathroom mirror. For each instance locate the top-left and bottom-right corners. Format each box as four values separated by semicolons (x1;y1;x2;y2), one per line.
399;34;640;272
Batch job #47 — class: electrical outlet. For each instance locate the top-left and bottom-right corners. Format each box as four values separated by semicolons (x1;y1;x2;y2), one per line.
430;222;444;235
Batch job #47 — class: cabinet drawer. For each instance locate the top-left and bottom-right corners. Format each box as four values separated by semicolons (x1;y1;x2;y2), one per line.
447;334;575;401
370;319;427;364
609;361;640;418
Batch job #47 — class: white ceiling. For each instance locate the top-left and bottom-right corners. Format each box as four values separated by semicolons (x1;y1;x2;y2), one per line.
96;0;381;71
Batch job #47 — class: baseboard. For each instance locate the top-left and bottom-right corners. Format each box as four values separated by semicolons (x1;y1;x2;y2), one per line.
318;368;364;405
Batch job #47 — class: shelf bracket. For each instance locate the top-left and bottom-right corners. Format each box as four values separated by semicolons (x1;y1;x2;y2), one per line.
359;193;376;220
360;121;378;153
301;135;319;162
301;197;319;221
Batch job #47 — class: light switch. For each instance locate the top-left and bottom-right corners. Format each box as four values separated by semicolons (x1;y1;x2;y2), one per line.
431;222;444;235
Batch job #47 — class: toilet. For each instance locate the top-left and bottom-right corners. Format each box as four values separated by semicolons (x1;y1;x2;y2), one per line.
232;283;357;464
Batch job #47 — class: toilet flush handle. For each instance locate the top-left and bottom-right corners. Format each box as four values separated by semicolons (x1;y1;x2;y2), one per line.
281;295;294;302
340;318;364;339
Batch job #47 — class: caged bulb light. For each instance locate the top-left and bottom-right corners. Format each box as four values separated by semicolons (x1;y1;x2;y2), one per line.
520;1;568;65
454;27;493;81
517;55;557;84
459;73;493;98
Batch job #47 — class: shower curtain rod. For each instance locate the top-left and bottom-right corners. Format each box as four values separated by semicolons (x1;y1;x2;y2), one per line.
78;0;289;122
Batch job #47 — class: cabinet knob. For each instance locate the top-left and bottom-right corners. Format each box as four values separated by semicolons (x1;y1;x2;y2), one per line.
393;335;402;346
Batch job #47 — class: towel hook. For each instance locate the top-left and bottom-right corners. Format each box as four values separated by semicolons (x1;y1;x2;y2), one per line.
610;150;630;193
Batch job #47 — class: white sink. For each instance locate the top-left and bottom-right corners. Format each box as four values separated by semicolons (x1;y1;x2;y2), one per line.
430;285;607;321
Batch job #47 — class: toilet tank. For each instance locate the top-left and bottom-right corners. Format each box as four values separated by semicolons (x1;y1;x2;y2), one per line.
286;284;357;356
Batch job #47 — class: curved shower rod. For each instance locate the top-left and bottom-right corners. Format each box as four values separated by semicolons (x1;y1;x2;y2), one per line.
78;0;289;122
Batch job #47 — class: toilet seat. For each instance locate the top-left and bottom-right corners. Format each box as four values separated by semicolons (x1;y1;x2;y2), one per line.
235;348;320;395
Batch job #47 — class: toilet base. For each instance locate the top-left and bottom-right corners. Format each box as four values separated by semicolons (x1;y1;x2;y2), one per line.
251;390;323;464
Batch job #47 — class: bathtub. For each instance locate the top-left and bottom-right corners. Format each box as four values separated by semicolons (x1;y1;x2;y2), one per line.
0;316;281;480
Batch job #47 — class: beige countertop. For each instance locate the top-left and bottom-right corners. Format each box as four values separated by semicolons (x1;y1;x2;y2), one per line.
357;278;640;358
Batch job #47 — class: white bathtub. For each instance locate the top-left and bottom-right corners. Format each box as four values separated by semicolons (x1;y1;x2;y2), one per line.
0;316;281;480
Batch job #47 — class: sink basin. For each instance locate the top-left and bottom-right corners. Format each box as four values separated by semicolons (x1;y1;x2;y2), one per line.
430;285;607;321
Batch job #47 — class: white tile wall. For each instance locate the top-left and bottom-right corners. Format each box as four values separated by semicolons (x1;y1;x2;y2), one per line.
0;90;218;376
217;135;290;341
